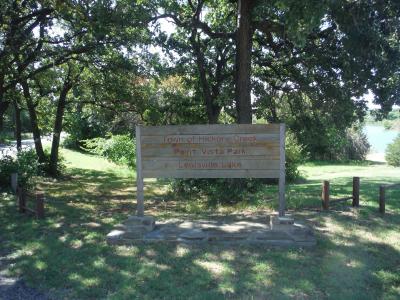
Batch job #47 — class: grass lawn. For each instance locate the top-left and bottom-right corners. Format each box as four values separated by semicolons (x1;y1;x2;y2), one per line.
1;149;400;299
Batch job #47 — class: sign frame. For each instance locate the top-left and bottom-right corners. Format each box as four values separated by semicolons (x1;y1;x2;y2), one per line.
135;124;286;217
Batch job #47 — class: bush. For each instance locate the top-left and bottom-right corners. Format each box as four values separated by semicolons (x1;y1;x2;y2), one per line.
16;149;41;187
285;131;307;181
40;149;66;177
0;149;41;189
171;178;264;206
62;134;79;149
343;127;370;160
383;120;392;130
0;132;13;144
386;134;400;167
0;155;17;187
83;134;136;168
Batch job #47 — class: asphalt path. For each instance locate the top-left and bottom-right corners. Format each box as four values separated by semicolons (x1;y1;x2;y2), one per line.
0;140;36;158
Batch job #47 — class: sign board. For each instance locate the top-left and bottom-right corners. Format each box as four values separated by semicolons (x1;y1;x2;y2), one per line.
135;124;286;216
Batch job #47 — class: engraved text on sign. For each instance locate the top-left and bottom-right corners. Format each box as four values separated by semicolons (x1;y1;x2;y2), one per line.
139;124;282;179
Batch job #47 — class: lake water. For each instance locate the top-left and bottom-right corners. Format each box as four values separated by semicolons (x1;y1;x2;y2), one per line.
363;125;399;153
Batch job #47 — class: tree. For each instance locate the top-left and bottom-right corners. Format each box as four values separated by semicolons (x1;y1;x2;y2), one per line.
1;0;154;171
154;0;400;126
49;62;82;175
153;0;236;124
235;0;254;123
0;0;53;130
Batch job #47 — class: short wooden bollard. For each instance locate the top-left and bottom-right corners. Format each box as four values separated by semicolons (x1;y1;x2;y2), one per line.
352;177;360;207
36;192;45;219
379;186;385;214
17;186;45;219
11;173;18;193
18;187;26;213
321;177;360;210
322;181;330;210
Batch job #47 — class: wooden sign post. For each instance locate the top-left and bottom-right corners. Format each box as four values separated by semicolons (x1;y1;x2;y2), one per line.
135;124;286;217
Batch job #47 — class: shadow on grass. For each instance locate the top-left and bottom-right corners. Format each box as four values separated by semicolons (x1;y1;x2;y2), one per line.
283;176;400;213
1;166;400;299
1;196;400;299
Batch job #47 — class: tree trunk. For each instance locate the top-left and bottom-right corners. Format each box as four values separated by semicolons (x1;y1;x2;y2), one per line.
20;79;46;163
49;81;72;176
235;0;254;124
0;100;10;132
0;76;6;132
190;31;221;124
0;110;3;131
13;99;22;151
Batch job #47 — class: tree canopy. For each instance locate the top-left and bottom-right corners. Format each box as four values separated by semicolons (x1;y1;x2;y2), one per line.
1;0;399;169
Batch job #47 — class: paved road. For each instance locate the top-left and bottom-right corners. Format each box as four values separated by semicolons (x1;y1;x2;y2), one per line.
0;140;36;158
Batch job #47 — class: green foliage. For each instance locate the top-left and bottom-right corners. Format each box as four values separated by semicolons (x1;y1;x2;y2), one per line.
63;105;109;149
385;135;400;167
0;132;13;144
285;131;307;181
41;149;66;177
309;126;370;161
2;149;400;299
62;134;79;150
142;76;207;126
83;134;136;168
256;93;368;160
171;178;264;206
0;155;17;187
343;127;370;161
0;149;41;189
16;149;41;187
383;120;392;130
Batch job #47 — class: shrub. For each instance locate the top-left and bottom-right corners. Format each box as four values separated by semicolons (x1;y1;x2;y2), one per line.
285;131;307;181
16;149;41;187
386;134;400;167
0;132;13;144
0;155;17;187
0;149;41;189
343;127;370;160
171;178;264;206
40;149;66;177
62;134;79;149
83;134;136;168
63;108;109;150
383;120;392;130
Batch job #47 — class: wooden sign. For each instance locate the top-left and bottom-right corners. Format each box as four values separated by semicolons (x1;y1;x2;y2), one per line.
136;124;286;216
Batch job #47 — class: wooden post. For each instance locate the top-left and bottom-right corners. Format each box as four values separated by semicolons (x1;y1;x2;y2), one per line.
278;123;286;217
379;185;385;214
36;192;45;219
322;181;330;210
136;126;144;217
11;173;18;193
352;177;360;207
18;187;26;213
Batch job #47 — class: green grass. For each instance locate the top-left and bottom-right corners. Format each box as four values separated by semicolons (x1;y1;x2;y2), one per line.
1;149;400;299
